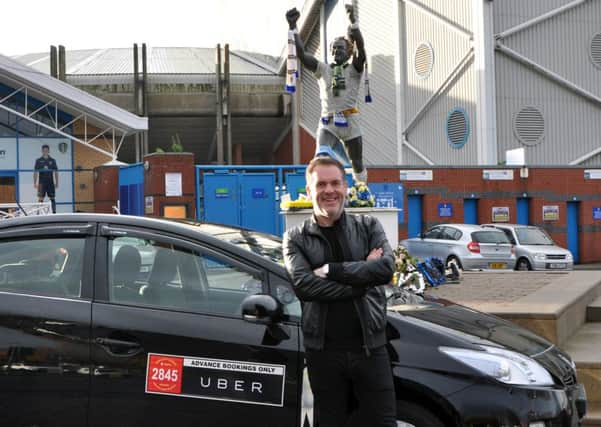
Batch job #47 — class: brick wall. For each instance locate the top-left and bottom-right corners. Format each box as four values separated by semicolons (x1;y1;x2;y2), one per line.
368;167;601;263
273;127;317;164
144;153;196;219
72;122;113;212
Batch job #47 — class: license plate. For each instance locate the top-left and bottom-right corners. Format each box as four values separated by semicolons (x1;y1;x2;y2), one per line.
489;263;506;269
547;263;566;269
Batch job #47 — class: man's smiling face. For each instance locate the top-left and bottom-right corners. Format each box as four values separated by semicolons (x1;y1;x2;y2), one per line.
307;164;347;226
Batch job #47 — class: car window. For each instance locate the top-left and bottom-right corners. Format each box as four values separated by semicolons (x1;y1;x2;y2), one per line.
423;227;442;239
471;231;510;244
499;228;516;244
441;227;461;241
108;236;264;317
0;237;84;298
515;227;554;245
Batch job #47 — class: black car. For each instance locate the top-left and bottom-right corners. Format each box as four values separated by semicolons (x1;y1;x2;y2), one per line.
0;214;586;426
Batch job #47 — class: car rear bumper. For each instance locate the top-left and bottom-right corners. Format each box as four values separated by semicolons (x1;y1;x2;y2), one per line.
461;257;516;271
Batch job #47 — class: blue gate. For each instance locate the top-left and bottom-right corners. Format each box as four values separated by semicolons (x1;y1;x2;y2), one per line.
285;172;307;200
197;166;403;236
464;199;478;224
407;195;423;238
516;198;530;225
203;172;239;226
240;173;276;233
567;202;580;263
198;166;298;235
119;164;144;216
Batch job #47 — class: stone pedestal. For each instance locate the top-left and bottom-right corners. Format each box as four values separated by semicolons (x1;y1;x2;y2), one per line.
281;208;400;248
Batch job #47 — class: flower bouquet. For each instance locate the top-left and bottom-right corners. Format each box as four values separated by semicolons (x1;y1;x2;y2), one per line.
280;193;313;211
392;245;426;294
347;181;374;208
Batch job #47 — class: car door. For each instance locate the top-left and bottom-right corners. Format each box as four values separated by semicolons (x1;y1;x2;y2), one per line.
405;226;440;260
89;223;301;427
0;222;95;426
430;226;457;260
420;226;443;260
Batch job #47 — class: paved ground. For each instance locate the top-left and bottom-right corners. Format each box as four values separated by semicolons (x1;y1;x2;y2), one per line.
424;270;568;305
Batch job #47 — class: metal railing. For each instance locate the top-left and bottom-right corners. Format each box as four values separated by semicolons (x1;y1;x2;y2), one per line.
0;202;52;219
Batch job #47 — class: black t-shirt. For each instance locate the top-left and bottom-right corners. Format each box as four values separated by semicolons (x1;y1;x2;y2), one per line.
319;222;364;351
34;156;58;185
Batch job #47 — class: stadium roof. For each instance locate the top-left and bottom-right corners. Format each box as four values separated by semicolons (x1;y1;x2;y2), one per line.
14;47;279;76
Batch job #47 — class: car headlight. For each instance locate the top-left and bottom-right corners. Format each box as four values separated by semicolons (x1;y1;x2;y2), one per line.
439;345;554;386
534;253;546;261
566;252;573;261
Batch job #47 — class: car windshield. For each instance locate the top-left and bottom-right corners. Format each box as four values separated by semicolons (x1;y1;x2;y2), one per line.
471;230;509;244
515;227;554;245
188;222;284;264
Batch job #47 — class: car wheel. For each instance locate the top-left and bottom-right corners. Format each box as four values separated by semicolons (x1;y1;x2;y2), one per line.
396;401;445;427
516;258;531;271
445;256;463;272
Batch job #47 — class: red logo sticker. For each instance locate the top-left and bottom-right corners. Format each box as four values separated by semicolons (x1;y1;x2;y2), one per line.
146;354;183;394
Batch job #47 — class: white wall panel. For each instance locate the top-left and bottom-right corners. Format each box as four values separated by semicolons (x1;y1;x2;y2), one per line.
495;53;601;165
500;0;601;97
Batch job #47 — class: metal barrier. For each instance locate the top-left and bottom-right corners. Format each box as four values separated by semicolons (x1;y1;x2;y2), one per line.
0;202;52;219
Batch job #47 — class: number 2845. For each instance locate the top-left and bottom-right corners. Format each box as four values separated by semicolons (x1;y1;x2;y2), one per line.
151;368;179;382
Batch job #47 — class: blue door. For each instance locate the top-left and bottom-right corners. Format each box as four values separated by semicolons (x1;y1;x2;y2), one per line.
119;164;144;216
567;202;580;263
517;198;530;225
407;195;423;238
240;173;277;234
464;199;478;224
203;173;239;227
285;172;307;200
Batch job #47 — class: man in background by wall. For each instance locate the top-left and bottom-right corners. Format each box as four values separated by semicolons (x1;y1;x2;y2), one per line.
33;144;58;213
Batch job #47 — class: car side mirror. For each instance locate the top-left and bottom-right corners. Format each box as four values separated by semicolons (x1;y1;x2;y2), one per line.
241;294;283;325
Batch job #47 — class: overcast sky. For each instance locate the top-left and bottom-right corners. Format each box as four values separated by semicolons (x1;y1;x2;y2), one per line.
1;0;305;57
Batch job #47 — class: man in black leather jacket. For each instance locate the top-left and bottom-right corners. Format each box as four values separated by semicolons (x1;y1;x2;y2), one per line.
283;156;396;427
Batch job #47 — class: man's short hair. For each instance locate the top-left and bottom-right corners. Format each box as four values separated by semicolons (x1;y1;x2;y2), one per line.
41;144;50;150
305;156;346;184
330;36;353;56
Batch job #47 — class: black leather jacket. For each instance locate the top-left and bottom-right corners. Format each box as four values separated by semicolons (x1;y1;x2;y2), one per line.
283;212;394;351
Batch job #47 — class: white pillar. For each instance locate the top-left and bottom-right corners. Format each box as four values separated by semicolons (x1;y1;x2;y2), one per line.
473;0;498;165
395;0;408;165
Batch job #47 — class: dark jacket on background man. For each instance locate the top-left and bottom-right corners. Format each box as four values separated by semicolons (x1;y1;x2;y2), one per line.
283;212;395;351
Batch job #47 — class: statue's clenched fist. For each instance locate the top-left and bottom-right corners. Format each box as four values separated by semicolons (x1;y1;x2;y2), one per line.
286;8;301;29
345;4;356;23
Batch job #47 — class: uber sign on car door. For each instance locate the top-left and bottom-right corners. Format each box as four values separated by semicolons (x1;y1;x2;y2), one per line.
145;353;286;406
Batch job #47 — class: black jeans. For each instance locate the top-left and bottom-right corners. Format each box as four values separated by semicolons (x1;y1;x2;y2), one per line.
305;346;396;427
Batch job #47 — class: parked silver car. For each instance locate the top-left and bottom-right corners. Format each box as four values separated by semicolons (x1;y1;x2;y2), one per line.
401;224;516;271
482;224;574;271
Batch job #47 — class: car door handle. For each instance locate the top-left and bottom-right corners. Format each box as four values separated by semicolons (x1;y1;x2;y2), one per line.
96;337;143;357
